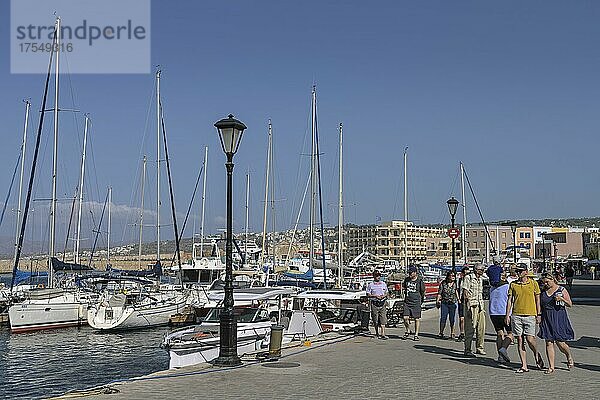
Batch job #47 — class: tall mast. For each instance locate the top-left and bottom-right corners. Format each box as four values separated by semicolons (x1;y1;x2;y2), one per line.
156;69;161;261
460;161;467;264
49;16;61;287
260;120;272;269
404;147;408;268
138;155;147;268
107;186;111;264
14;100;30;263
309;86;316;272
75;114;89;264
338;123;344;287
270;135;276;270
199;146;208;257
244;169;250;264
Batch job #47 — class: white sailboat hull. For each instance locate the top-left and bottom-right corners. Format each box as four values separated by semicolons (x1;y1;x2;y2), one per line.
88;294;187;331
9;290;88;333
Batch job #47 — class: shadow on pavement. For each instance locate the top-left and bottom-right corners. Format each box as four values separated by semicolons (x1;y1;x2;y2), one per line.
414;344;513;370
569;335;600;350
572;362;600;373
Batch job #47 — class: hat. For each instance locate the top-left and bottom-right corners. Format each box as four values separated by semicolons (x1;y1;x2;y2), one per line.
408;266;417;273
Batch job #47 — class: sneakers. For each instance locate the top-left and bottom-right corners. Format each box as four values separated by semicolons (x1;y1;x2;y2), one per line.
403;332;411;339
456;334;465;342
475;350;487;356
498;347;511;363
413;335;420;341
497;355;504;363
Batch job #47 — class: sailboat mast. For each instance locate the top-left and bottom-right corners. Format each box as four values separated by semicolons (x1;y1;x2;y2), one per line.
107;186;111;264
260;120;272;269
199;146;208;256
14;100;30;263
244;169;249;264
338;123;344;287
49;16;61;287
156;69;161;261
309;86;316;272
139;155;147;268
270;138;276;270
460;161;467;264
404;147;408;269
75;115;89;264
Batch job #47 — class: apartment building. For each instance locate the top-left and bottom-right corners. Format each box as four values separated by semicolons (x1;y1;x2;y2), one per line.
347;221;444;266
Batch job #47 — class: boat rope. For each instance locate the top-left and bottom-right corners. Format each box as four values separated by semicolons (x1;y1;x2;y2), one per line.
88;189;109;268
51;333;358;399
11;27;57;290
0;152;21;232
168;164;204;268
462;164;496;255
159;99;183;282
314;101;328;286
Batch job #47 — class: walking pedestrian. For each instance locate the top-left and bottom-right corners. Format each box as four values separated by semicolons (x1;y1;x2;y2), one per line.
489;273;513;363
538;273;575;374
402;265;425;341
505;265;545;373
436;270;459;339
565;265;575;291
462;264;486;357
366;270;389;339
455;266;471;341
486;256;503;287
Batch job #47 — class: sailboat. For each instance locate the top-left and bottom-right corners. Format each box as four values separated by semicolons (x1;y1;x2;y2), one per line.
87;69;188;331
9;19;98;332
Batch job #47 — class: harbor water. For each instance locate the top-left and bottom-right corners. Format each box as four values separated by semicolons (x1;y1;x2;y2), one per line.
0;275;171;400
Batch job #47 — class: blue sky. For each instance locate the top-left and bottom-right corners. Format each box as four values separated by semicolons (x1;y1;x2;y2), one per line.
0;1;599;249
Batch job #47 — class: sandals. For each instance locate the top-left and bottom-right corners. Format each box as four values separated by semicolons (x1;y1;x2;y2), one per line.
567;357;574;370
535;354;545;370
544;368;555;375
413;335;420;341
403;332;412;339
515;368;530;374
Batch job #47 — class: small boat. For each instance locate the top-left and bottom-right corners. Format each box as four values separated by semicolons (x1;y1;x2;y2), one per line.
294;289;367;332
163;287;320;369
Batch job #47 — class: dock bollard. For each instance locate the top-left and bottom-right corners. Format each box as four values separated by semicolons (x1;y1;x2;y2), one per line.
268;325;284;359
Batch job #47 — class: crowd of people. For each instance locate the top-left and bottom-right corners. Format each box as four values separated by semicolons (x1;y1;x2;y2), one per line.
365;261;576;374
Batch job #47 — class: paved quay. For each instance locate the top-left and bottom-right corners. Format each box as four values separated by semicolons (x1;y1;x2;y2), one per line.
57;280;600;400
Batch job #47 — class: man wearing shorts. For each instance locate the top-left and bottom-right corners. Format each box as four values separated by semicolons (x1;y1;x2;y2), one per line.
366;270;388;339
505;266;544;373
402;265;425;341
489;273;513;363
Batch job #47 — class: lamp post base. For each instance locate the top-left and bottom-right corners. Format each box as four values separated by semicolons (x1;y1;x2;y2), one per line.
211;355;242;367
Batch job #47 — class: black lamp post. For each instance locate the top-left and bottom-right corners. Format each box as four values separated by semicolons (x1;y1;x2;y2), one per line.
447;197;459;270
213;114;247;367
509;221;517;264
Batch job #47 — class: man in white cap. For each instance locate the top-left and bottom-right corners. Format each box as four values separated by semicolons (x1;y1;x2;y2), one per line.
462;264;486;356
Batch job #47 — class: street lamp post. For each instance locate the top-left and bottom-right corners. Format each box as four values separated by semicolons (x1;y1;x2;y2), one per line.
213;114;247;367
447;197;459;270
509;221;517;264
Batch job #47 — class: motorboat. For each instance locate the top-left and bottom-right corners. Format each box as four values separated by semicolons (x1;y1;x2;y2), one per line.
294;289;367;332
162;287;321;368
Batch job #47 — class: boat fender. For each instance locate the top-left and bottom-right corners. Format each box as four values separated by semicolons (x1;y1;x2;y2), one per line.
200;258;209;266
37;284;44;288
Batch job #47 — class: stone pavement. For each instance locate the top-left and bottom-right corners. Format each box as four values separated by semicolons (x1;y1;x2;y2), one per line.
58;280;600;400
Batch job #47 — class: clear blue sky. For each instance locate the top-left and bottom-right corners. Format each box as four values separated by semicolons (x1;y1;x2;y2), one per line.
1;1;599;248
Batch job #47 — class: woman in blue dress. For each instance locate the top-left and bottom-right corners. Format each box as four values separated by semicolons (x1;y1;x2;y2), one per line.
538;273;575;374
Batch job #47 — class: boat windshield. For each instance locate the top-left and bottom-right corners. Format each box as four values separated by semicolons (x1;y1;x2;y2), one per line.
203;307;270;323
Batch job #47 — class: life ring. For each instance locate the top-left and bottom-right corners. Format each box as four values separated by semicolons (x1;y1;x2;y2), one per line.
199;258;209;266
37;284;44;289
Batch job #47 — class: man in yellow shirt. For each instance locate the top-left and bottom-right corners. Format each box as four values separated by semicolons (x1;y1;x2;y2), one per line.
505;265;544;373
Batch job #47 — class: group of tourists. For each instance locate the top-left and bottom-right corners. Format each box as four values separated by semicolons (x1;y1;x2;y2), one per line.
365;261;576;374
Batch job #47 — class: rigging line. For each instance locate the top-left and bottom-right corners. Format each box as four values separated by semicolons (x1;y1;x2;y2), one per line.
391;149;405;221
61;186;78;261
289;91;313;229
169;164;204;267
462;165;496;254
437;168;460;225
88;189;108;268
314;103;327;286
0;153;21;232
159;100;183;279
11;27;56;289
